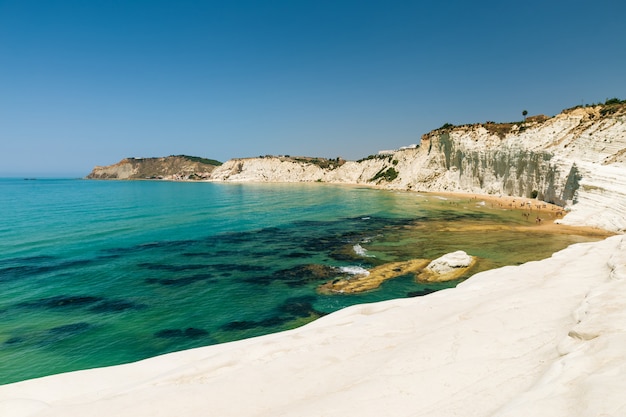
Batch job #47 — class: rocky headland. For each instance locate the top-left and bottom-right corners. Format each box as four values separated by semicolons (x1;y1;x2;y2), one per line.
86;155;222;180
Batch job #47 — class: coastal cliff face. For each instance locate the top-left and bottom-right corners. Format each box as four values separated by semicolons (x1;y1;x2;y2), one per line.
86;104;625;231
209;104;626;232
86;155;221;180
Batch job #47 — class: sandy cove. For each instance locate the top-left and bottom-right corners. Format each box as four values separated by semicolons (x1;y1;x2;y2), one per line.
425;191;614;237
431;191;566;215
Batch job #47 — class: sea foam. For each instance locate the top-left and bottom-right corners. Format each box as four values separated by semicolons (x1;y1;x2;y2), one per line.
339;266;370;276
353;244;373;257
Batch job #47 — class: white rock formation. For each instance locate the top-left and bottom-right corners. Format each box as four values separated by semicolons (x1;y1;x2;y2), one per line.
2;104;625;416
210;157;326;182
424;250;474;274
417;250;476;282
209;105;626;232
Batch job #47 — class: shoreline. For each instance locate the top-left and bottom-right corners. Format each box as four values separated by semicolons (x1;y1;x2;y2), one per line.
1;185;624;416
2;235;624;416
423;190;616;238
84;177;614;238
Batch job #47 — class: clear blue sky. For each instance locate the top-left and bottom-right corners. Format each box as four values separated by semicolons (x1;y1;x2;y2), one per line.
1;0;624;176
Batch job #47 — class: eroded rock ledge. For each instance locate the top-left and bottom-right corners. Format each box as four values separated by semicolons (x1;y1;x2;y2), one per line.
318;251;477;294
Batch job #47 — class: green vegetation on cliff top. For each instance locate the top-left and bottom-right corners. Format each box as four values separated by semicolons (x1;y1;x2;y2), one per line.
129;155;221;166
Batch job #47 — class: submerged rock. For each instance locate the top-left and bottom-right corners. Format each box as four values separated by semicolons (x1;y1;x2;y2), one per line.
154;328;209;339
221;296;325;332
318;259;430;294
18;295;104;309
269;264;340;287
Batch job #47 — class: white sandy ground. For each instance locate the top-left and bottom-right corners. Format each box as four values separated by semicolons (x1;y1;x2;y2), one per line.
1;228;625;416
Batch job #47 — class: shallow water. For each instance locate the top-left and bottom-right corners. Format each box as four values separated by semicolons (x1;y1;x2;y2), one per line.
0;179;601;384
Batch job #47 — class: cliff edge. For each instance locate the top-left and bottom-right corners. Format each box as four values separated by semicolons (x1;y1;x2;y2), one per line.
209;103;626;232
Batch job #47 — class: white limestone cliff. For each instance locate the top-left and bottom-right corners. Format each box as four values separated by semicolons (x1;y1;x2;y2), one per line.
210;105;626;232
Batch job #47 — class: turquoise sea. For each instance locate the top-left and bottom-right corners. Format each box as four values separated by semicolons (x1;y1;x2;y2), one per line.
0;178;600;385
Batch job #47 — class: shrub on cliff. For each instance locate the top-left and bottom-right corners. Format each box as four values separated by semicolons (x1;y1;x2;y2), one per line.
604;97;624;105
357;154;389;163
370;167;398;182
599;98;626;116
174;155;222;166
293;157;345;170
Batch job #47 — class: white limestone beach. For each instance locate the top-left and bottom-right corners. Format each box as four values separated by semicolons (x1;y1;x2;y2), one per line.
3;104;625;416
1;192;625;417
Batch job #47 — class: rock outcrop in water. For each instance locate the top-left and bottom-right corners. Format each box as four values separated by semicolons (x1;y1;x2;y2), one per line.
209;103;626;232
417;251;476;282
86;155;222;180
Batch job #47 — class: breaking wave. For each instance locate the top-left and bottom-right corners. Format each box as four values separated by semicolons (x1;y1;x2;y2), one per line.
339;266;370;276
353;243;374;257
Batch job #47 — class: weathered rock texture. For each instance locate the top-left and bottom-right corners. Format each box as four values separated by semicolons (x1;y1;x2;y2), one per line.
417;251;477;282
209;104;626;232
87;155;221;180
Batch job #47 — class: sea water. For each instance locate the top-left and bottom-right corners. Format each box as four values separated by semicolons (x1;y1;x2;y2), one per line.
0;179;600;384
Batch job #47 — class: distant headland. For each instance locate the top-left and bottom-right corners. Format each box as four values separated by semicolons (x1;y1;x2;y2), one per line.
86;155;222;180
